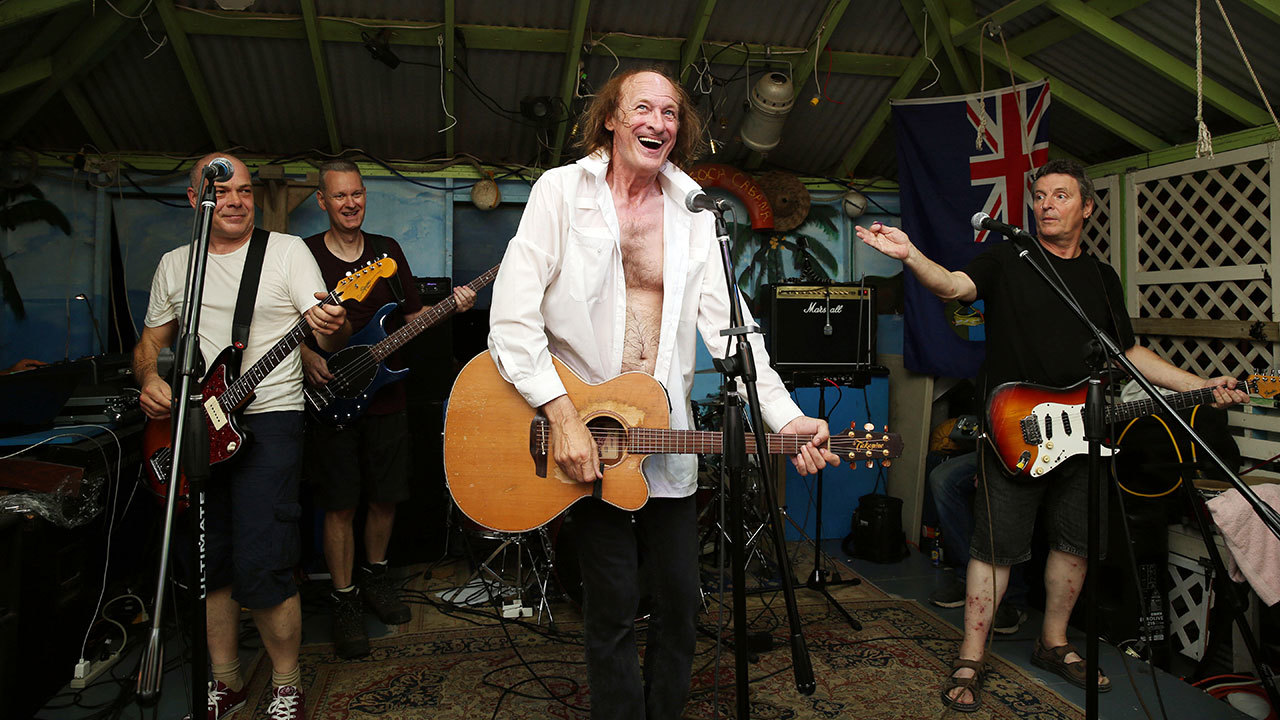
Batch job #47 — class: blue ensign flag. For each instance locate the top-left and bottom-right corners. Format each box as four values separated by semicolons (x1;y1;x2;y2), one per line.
891;80;1050;378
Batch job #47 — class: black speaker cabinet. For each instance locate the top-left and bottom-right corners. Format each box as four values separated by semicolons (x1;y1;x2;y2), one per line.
762;284;876;375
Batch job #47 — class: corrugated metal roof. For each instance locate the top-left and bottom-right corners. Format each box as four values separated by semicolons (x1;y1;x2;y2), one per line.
456;50;564;164
188;34;329;153
78;33;210;153
772;74;898;177
826;0;919;56
325;41;443;161
702;0;833;49
588;0;698;40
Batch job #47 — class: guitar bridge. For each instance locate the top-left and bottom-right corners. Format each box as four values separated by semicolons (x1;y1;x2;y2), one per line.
530;413;548;478
1020;415;1042;445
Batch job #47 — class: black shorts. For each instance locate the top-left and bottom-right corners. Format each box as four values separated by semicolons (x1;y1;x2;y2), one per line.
970;445;1107;565
306;410;411;511
203;411;305;610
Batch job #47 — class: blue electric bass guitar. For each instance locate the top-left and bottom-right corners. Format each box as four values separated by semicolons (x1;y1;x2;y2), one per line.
304;264;500;425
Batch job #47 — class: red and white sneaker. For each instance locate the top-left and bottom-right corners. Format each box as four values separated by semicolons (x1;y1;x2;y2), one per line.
267;684;304;720
206;680;248;720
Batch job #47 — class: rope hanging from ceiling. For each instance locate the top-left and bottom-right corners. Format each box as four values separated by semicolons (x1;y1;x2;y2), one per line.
1195;0;1280;158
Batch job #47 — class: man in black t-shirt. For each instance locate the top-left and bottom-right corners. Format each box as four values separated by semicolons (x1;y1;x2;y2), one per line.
300;160;475;659
856;159;1247;711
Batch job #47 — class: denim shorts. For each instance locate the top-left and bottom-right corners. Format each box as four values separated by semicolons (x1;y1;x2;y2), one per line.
203;411;305;609
970;445;1107;565
305;410;411;511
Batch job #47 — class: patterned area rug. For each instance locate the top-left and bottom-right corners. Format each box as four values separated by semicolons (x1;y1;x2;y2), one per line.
240;557;1083;719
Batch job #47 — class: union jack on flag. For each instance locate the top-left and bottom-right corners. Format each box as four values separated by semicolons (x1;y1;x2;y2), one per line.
967;80;1051;242
890;80;1052;377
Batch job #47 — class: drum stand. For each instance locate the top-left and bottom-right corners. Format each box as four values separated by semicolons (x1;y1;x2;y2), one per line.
441;524;556;624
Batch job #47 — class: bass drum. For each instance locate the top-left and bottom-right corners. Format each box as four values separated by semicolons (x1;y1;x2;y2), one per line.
552;512;651;619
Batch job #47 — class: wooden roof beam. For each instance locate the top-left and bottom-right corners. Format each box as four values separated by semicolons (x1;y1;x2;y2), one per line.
154;0;228;149
551;0;591;166
1007;0;1148;57
953;0;1050;45
954;17;1167;151
299;0;340;154
62;82;116;152
1047;0;1269;126
922;0;976;91
836;38;941;177
678;0;718;84
0;0;82;30
0;58;52;97
1;0;150;140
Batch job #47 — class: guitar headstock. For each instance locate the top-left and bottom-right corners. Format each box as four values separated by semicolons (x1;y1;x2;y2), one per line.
333;255;398;304
831;422;904;469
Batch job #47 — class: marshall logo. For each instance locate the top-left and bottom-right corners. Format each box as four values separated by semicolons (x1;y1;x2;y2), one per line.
802;301;845;314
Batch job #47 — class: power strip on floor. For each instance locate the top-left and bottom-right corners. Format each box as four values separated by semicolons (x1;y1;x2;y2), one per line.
70;652;122;689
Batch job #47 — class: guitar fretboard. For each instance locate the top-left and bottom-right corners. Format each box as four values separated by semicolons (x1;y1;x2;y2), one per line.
532;427;900;460
371;264;500;362
220;290;341;412
1105;378;1257;425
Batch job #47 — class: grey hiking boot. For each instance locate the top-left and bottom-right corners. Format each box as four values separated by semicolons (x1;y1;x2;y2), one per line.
329;588;370;659
358;563;412;625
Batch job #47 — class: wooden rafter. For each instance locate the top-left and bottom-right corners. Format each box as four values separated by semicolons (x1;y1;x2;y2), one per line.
1047;0;1269;127
678;0;718;84
835;45;940;177
1007;0;1148;57
1;0;151;141
952;17;1168;151
61;82;115;152
953;0;1050;45
922;0;975;91
300;0;340;154
0;58;52;97
154;0;228;149
551;0;591;166
0;0;82;30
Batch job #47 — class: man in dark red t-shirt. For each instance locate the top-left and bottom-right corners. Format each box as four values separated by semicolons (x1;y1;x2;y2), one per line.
301;160;475;659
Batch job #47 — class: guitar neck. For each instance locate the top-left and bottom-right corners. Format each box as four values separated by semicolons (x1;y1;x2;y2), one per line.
371;264;500;362
221;291;341;410
624;429;818;455
1105;378;1254;424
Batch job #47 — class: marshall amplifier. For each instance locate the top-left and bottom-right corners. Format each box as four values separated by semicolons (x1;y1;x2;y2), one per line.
761;283;876;375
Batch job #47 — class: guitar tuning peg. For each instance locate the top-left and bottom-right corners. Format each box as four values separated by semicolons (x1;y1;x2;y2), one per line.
881;459;892;467
344;270;352;277
863;422;873;431
865;460;873;469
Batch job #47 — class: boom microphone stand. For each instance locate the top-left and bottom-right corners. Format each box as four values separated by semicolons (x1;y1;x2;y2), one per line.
706;204;814;717
999;228;1280;720
136;171;219;717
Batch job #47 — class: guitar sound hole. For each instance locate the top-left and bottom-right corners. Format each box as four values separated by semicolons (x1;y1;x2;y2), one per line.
325;347;377;399
586;415;627;465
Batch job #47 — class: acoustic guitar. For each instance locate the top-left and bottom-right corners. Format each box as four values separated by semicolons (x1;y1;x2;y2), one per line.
985;372;1277;478
443;352;903;533
144;257;397;507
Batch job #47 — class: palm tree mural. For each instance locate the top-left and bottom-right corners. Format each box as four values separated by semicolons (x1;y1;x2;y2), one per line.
730;203;840;310
0;184;72;319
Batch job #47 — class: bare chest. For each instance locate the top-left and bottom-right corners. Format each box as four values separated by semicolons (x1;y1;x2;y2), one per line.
617;203;664;292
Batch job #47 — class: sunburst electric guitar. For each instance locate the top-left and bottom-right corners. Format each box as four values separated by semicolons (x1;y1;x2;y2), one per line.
143;257;397;506
443;353;904;533
985;372;1279;478
304;264;500;425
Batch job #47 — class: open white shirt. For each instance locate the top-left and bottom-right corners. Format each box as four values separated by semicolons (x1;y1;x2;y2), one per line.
488;152;803;498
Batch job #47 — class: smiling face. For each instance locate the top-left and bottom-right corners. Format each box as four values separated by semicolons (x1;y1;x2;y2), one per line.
606;71;680;178
317;170;366;233
188;154;254;243
1032;172;1093;247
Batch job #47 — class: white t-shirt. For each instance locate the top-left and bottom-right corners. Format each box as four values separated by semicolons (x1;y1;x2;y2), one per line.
143;231;327;414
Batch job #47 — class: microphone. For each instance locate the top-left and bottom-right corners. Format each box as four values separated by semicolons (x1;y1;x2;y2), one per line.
201;157;234;182
970;212;1035;243
684;188;724;214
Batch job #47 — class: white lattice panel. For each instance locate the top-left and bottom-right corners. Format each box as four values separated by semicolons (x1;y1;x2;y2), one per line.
1120;145;1279;384
1083;175;1117;268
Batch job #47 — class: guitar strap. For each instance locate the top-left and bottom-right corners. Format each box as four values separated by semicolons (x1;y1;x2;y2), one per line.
231;227;271;351
366;234;405;305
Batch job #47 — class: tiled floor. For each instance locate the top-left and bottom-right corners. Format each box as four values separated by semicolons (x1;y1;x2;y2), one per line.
37;543;1256;719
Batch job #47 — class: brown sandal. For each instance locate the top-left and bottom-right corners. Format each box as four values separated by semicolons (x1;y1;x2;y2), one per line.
1030;639;1111;692
939;658;984;713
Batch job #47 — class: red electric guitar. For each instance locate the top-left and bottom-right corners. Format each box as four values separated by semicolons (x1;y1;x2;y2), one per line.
143;257;396;506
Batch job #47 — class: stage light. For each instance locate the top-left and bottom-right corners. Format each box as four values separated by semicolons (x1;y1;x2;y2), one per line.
740;72;794;153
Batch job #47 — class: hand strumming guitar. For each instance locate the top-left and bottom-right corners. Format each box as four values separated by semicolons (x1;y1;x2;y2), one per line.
541;394;602;484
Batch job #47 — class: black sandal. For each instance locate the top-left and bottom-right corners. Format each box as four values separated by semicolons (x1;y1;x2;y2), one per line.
1030;639;1112;692
940;658;984;713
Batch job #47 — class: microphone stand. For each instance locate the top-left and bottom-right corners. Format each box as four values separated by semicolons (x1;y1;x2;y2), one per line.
708;207;814;717
804;380;862;630
136;176;217;717
1005;233;1280;719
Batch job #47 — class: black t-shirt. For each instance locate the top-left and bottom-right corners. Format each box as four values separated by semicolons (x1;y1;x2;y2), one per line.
964;241;1135;398
303;232;424;414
